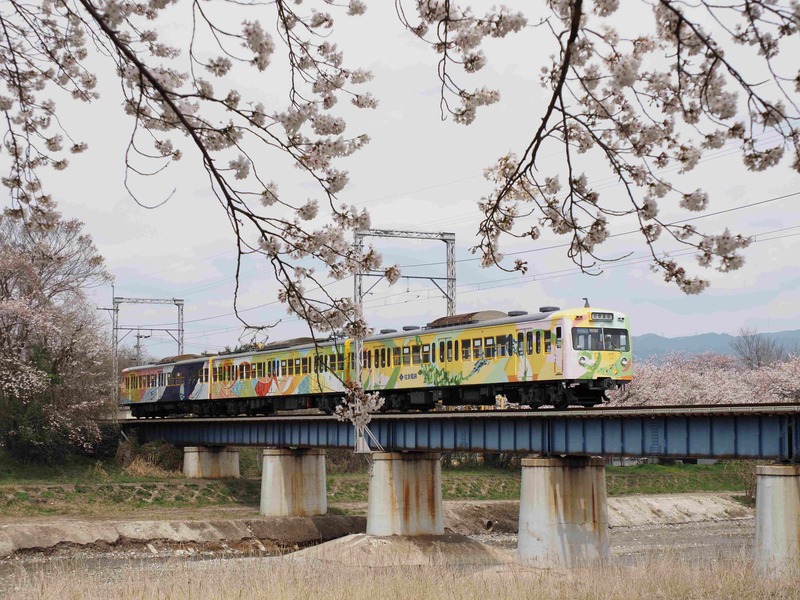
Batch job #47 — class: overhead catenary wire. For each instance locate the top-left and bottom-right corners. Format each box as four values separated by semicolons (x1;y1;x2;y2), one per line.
133;224;800;355
136;189;800;329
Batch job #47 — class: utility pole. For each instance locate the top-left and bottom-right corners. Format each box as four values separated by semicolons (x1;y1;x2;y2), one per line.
352;229;456;383
134;329;151;365
99;296;186;402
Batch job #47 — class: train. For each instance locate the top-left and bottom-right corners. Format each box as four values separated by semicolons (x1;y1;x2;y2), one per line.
120;306;632;418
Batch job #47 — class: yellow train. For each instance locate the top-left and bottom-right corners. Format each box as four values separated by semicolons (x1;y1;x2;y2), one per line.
120;306;631;417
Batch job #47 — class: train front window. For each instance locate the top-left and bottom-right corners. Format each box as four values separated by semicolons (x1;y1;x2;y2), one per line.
572;327;630;351
603;328;630;351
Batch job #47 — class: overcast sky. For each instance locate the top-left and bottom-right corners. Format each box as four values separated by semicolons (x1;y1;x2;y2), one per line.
6;2;800;358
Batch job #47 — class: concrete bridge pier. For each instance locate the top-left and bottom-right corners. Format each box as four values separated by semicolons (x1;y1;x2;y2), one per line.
754;464;800;577
518;456;609;567
366;452;444;536
182;446;240;479
260;448;327;517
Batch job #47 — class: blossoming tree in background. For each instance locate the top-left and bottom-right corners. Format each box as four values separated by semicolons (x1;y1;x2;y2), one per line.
0;217;112;462
608;352;800;406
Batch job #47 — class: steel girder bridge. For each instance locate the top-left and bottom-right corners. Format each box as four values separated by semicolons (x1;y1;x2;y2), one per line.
120;403;800;461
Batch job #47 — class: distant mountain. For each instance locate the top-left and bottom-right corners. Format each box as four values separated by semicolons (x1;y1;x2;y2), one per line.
633;329;800;360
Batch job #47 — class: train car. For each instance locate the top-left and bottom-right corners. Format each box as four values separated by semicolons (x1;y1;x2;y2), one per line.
120;305;631;417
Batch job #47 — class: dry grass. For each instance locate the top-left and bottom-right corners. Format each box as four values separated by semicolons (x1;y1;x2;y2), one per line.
8;556;799;600
121;456;182;479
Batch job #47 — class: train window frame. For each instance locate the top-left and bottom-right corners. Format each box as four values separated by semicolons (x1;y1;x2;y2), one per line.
545;331;552;353
402;347;411;366
606;328;629;351
556;326;563;349
496;335;506;357
462;340;471;361
422;344;431;363
412;345;421;365
473;338;483;359
517;332;524;356
380;348;386;368
535;331;542;354
446;341;453;362
439;341;445;363
203;368;209;383
431;344;436;364
484;337;495;358
303;358;310;374
296;358;302;374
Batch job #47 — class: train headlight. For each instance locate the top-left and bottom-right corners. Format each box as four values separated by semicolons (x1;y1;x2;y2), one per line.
578;356;588;366
620;357;628;366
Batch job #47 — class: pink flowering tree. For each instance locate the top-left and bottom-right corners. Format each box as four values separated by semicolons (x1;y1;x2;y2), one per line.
0;216;113;462
1;0;797;326
609;352;800;406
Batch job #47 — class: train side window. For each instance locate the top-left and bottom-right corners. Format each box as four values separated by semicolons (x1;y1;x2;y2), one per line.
203;368;209;383
402;347;411;365
422;344;431;363
380;348;386;368
454;340;459;360
506;335;514;356
462;340;471;361
431;344;436;364
526;331;533;355
517;332;524;355
334;354;342;371
496;336;506;357
267;362;272;377
545;332;552;353
368;351;373;369
300;358;306;374
556;326;562;349
484;337;495;358
439;342;445;363
536;331;542;354
473;338;483;359
412;345;421;365
286;360;293;375
392;347;400;366
446;341;453;362
296;358;302;374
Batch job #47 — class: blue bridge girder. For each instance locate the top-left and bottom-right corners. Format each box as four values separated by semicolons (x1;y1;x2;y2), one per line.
121;404;800;461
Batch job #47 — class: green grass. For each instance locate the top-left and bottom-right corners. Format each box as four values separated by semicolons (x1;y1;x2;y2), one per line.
0;447;756;518
606;462;751;496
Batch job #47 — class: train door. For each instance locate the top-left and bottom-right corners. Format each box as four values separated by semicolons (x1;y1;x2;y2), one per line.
553;322;564;376
182;363;200;400
438;338;449;380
